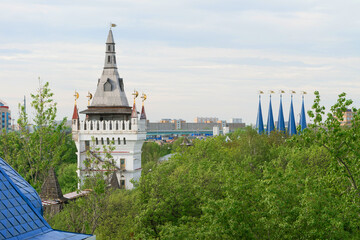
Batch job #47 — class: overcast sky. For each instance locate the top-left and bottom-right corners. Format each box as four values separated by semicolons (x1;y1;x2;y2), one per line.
1;0;360;124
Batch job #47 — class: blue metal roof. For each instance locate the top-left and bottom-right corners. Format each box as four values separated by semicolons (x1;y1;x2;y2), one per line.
0;160;43;216
266;95;275;134
277;95;285;132
287;95;297;136
299;95;307;132
0;157;92;240
256;95;264;134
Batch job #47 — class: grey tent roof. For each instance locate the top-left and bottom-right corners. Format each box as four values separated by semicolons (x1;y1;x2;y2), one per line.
89;30;130;108
40;168;67;202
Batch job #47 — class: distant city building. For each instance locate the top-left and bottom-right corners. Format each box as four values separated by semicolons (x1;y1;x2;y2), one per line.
194;117;218;123
213;126;220;136
147;120;245;138
0;99;11;132
340;109;353;126
160;118;172;123
229;118;242;124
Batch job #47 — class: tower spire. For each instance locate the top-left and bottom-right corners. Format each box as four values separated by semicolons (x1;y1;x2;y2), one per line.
88;29;130;108
299;92;307;132
288;92;297;136
104;29;117;69
72;91;79;120
256;92;264;134
266;92;275;134
277;91;285;132
140;93;147;120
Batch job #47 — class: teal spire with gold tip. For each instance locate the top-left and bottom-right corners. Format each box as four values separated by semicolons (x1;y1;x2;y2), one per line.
277;92;285;132
287;93;297;136
266;92;275;134
299;92;307;132
256;93;264;134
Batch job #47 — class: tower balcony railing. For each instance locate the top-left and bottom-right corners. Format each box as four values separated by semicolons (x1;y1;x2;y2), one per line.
78;120;133;132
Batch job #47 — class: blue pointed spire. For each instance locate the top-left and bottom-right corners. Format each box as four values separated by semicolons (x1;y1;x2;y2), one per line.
288;95;297;136
299;95;307;132
277;94;285;132
256;95;264;134
266;95;275;134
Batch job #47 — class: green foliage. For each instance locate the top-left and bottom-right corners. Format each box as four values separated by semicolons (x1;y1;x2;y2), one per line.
10;89;360;239
0;81;77;192
141;141;172;165
134;108;360;239
56;163;77;194
141;141;172;174
49;137;123;235
94;190;138;240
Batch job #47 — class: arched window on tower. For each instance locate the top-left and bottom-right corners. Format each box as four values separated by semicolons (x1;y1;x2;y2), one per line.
108;56;111;63
108;45;111;51
123;137;126;145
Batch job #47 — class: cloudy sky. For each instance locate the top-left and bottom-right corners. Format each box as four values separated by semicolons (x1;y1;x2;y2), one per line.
1;0;360;124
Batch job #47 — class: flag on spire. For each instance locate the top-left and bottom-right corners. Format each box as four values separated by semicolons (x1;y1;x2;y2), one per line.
299;95;307;132
287;95;297;136
256;95;264;134
266;95;275;134
277;94;285;132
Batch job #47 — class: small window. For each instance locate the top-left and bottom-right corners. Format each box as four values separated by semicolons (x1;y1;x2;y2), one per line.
107;138;110;145
108;45;111;51
123;137;126;145
85;141;90;150
120;159;125;170
118;137;121;145
120;180;125;189
101;138;104;145
108;56;111;63
114;56;116;64
104;80;112;91
112;138;115;144
95;138;98;145
118;78;124;91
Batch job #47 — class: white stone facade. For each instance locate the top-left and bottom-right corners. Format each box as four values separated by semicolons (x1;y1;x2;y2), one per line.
72;118;146;189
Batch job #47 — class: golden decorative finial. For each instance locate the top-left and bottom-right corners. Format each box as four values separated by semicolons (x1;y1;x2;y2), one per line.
290;90;296;94
86;91;93;106
141;93;147;106
74;90;79;104
110;23;117;29
279;90;285;94
132;90;139;104
301;91;307;95
269;90;275;94
258;90;264;94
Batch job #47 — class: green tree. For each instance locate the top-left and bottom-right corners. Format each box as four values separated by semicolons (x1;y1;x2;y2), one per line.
0;81;77;191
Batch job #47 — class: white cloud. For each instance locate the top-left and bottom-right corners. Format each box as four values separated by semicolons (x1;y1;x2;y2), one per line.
1;0;360;125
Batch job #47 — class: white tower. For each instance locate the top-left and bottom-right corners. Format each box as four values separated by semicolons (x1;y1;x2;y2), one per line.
72;29;146;189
